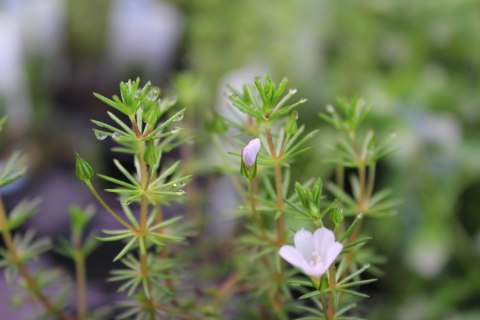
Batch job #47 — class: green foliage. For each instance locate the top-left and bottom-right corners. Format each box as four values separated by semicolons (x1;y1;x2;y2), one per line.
83;79;191;318
0;74;402;319
0;152;27;188
211;75;398;318
0;198;41;232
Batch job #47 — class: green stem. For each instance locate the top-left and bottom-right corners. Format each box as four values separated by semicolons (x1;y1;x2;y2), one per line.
327;265;336;320
85;181;132;230
264;122;286;317
366;163;376;200
248;179;264;234
0;198;72;320
336;165;345;191
138;143;153;300
74;246;87;320
358;163;366;211
264;123;285;243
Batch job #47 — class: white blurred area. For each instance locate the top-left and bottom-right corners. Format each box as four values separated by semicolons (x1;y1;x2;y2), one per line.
0;0;184;135
0;0;65;135
108;0;184;79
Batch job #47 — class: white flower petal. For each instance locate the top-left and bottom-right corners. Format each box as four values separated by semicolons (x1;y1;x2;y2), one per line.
280;227;343;278
323;242;343;270
313;227;335;256
279;245;305;270
303;261;328;278
242;138;261;167
294;228;315;261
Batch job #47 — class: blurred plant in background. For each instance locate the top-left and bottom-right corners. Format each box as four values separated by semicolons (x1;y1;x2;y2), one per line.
0;0;479;319
0;75;399;319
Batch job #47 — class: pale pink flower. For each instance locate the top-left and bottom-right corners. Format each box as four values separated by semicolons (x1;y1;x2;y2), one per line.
279;227;343;278
242;138;261;167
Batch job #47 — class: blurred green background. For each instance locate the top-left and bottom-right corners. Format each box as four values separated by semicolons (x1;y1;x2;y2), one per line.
1;0;479;319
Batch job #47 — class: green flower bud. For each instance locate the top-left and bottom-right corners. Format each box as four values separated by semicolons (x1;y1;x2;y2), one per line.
330;206;344;227
144;141;159;166
75;153;94;182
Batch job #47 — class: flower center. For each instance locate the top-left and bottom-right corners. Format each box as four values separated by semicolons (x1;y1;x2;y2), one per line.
309;251;323;265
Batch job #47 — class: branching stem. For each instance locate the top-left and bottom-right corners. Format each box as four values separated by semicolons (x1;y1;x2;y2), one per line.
0;198;72;320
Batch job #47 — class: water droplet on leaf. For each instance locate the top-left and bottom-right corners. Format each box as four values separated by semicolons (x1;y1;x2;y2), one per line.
173;179;189;188
134;90;142;99
174;112;184;122
94;130;107;140
112;132;121;141
289;88;298;94
147;88;160;101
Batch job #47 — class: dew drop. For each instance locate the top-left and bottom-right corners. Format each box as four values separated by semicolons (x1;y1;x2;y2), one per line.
134;90;142;99
94;130;107;140
122;200;131;206
326;105;335;113
112;132;121;141
230;94;239;99
174;112;184;122
289;88;298;94
173;179;189;188
176;190;186;195
299;98;307;103
168;96;177;104
147;88;160;101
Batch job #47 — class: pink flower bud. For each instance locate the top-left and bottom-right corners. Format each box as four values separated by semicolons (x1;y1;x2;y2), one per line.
242;138;261;168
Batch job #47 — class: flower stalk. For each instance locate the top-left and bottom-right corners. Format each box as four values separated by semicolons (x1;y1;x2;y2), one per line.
73;244;87;320
84;181;132;230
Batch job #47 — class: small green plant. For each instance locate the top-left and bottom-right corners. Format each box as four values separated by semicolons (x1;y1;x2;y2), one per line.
0;76;397;319
210;76;398;319
78;78;192;319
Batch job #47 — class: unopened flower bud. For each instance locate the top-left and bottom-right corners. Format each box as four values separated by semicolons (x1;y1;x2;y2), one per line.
242;138;261;168
241;138;261;179
75;153;94;182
